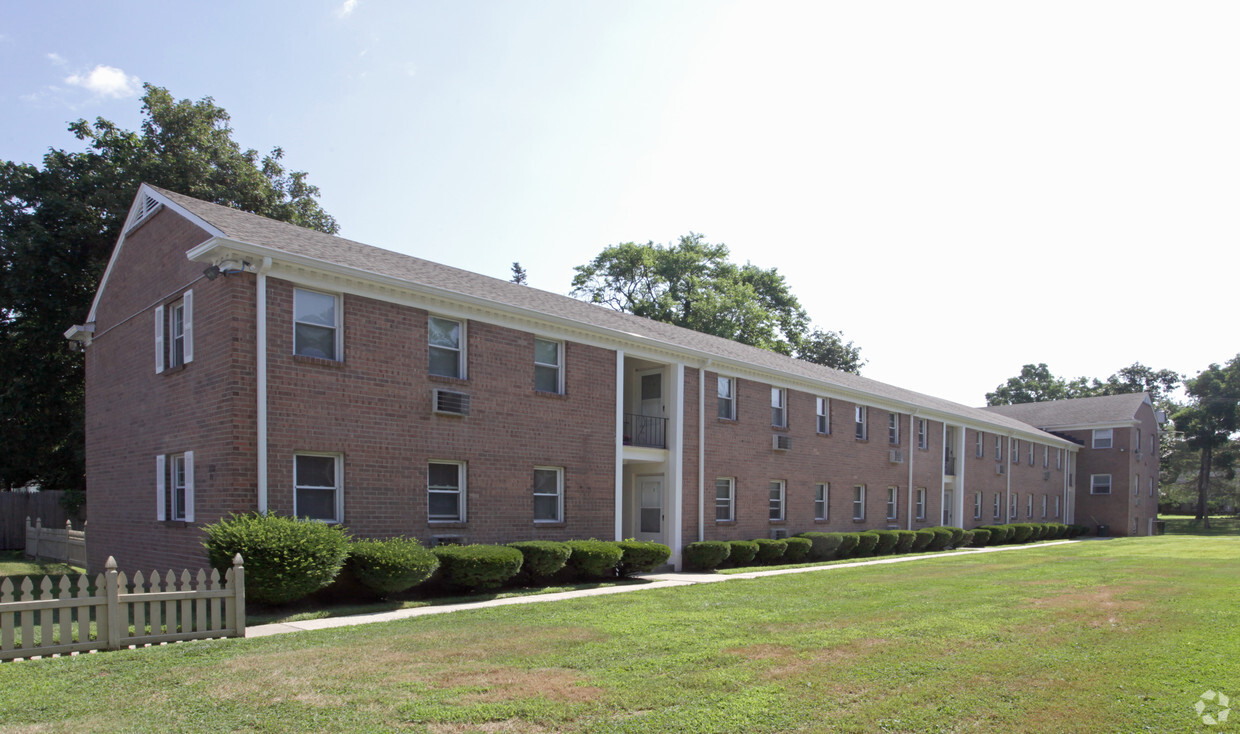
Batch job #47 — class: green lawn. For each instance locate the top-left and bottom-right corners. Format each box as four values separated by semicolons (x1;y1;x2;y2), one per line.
1161;514;1240;536
1;535;1236;733
0;550;81;578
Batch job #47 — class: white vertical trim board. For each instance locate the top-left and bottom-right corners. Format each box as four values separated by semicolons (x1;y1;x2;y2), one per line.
183;450;195;523
613;350;625;541
182;290;194;364
155;454;167;521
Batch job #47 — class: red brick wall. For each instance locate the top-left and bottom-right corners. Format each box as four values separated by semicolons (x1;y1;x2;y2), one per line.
86;208;257;574
1069;403;1160;536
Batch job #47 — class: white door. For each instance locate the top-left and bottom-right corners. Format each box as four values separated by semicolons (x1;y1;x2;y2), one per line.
636;476;664;542
639;371;663;417
635;370;664;447
942;489;954;526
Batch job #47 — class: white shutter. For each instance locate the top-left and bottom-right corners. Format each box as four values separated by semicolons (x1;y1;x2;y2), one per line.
155;305;165;374
183;451;195;523
182;290;194;364
156;454;166;521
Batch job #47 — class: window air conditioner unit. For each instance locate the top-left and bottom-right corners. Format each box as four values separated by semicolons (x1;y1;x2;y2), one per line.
995;464;1006;476
770;528;788;540
1134;451;1142;461
888;449;904;464
1043;470;1051;481
773;434;791;451
433;389;470;415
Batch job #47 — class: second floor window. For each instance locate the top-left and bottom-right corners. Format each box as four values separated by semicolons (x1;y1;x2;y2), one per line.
855;406;868;440
771;388;786;428
718;377;735;420
816;397;830;434
888;413;900;445
293;288;338;360
534;338;562;393
917;419;928;450
428;316;464;378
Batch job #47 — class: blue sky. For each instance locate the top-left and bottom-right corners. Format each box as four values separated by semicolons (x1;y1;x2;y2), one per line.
3;1;1238;405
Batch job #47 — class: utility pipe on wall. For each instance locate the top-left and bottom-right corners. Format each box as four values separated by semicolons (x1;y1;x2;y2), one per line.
256;256;272;514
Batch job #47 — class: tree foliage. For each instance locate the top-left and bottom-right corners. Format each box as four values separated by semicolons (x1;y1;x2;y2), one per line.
571;234;863;373
0;85;336;492
1171;356;1240;525
985;362;1182;407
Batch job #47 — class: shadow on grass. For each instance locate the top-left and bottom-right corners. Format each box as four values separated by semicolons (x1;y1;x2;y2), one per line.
247;577;653;627
1160;515;1240;536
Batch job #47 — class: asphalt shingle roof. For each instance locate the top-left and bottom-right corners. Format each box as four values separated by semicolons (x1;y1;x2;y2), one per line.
980;392;1150;428
149;185;1072;442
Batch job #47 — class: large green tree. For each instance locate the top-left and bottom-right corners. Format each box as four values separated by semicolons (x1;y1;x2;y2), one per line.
570;234;863;373
985;362;1182;407
0;85;337;492
1171;356;1240;526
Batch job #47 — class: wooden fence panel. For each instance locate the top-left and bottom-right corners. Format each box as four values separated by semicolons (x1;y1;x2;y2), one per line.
24;518;87;566
0;492;79;550
0;555;245;662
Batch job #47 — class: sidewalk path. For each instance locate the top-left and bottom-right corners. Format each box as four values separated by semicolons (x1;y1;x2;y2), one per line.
245;540;1078;638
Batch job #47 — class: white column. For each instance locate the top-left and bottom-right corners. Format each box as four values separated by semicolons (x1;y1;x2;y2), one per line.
698;366;706;542
256;257;272;514
668;363;686;570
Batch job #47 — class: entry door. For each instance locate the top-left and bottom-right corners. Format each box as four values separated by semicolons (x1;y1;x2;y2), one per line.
639;371;663;417
942;489;954;526
636;476;664;542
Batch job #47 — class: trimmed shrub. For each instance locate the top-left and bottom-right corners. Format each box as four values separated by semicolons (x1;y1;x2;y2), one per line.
960;530;975;548
753;538;788;564
912;529;936;552
783;536;812;562
724;540;759;567
346;537;439;596
835;533;861;558
927;527;954;551
684;541;730;571
894;530;918;554
616;540;671;576
797;532;843;561
202;512;350;605
979;525;1010;544
869;530;900;556
508;541;572;583
1008;524;1035;544
563;540;624;579
853;532;879;557
432;544;524;590
969;528;992;547
945;527;966;547
1069;524;1090;538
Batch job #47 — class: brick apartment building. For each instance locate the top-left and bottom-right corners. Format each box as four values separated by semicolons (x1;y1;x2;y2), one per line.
65;185;1159;573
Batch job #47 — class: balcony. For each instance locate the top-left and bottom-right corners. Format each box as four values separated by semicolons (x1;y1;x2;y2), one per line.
944;456;957;476
624;413;667;449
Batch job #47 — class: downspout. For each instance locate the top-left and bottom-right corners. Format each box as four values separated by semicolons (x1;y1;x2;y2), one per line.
906;413;917;530
699;361;710;542
1005;432;1014;522
256;256;272;514
614;351;625;541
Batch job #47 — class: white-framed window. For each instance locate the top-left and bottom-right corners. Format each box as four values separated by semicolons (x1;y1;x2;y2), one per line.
976;431;984;458
1026;494;1033;518
1150;434;1156;454
887;486;899;520
1133;475;1140;500
534;338;563;394
294;453;342;523
852;485;866;520
1055;496;1061;518
993;493;1001;520
771;388;786;428
428;460;466;521
716;478;735;521
855;406;868;440
1043;445;1049;468
814;483;828;521
293;288;339;360
995;436;1003;461
1092;428;1113;449
1090;474;1112;495
917;419;928;450
1011;439;1019;463
428;316;465;379
915;487;926;520
888;413;900;445
1028;442;1034;465
1041;495;1048;518
533;466;564;522
769;480;785;521
1149;478;1155;498
155;451;194;522
1135;428;1142;451
155;291;194;373
973;491;982;519
1057;448;1063;470
1009;493;1018;519
718;377;736;420
816;397;830;434
1133;517;1139;535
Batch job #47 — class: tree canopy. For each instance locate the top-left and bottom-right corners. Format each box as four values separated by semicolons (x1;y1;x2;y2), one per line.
570;234;863;373
0;85;336;492
1170;356;1240;525
985;362;1182;407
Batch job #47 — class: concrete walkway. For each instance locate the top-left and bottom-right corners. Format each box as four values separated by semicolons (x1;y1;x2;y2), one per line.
245;539;1078;639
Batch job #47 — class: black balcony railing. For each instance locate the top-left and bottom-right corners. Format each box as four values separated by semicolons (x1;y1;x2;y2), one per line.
624;413;667;449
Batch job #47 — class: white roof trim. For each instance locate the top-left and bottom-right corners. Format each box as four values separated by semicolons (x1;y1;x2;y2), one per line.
86;185;226;324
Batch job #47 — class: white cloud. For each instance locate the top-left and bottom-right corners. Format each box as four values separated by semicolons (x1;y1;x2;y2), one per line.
47;52;66;66
64;65;141;98
335;0;358;18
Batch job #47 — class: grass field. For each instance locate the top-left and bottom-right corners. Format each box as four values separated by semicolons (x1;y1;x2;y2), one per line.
1161;514;1240;536
1;534;1236;733
0;550;81;578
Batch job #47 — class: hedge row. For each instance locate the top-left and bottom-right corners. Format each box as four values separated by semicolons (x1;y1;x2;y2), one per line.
202;513;671;605
682;521;1083;571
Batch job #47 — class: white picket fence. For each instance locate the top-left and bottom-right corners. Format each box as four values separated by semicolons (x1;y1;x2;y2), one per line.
0;555;245;661
25;517;87;567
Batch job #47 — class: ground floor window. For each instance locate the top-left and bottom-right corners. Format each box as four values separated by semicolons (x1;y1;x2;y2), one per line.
886;486;899;521
295;453;342;523
973;491;982;519
716;478;735;521
429;461;466;522
814;483;828;521
769;481;785;521
915;488;926;520
533;466;563;522
853;485;866;520
155;451;194;522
